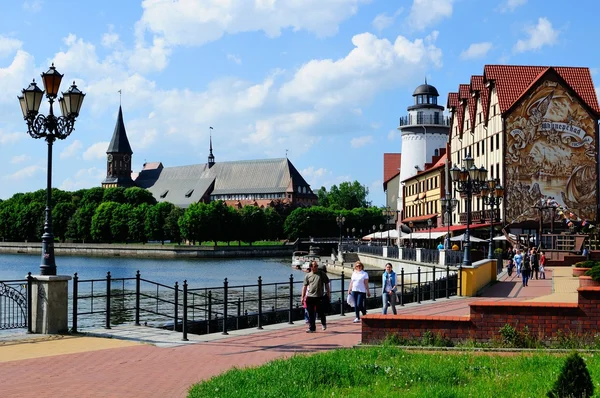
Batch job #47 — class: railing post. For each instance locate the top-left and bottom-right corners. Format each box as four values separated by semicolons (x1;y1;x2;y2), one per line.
446;266;450;299
288;274;294;325
105;271;111;329
237;297;241;330
400;268;404;306
432;267;436;301
417;267;421;304
257;276;263;330
223;278;229;335
27;272;33;334
135;270;140;326
340;271;345;316
174;281;178;332
182;280;188;341
72;272;78;333
207;291;212;334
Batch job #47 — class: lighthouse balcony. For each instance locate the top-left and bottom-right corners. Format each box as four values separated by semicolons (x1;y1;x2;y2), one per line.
399;114;451;127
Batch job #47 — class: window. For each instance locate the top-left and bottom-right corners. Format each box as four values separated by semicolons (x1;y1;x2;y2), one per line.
490;164;494;179
185;189;194;198
496;134;500;150
476;142;480;157
160;190;169;198
481;140;485;153
496;163;500;179
492;105;496;115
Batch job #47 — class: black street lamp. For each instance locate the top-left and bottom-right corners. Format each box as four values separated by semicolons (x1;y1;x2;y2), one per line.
427;218;433;249
481;179;504;259
336;215;346;246
441;192;458;250
450;154;487;266
18;64;85;276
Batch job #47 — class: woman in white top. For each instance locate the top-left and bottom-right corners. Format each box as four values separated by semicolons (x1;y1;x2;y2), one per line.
347;261;370;323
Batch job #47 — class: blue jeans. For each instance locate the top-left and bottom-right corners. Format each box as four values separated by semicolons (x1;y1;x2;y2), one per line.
382;291;397;314
522;270;529;286
352;291;366;319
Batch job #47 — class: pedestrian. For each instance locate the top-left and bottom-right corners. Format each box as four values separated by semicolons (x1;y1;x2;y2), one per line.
539;251;546;279
521;252;531;286
452;244;459;251
513;249;523;277
530;248;539;280
348;261;370;323
301;260;330;333
381;263;397;315
437;242;444;251
507;258;514;276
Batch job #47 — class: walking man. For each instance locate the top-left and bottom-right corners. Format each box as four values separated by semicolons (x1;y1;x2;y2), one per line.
301;261;331;333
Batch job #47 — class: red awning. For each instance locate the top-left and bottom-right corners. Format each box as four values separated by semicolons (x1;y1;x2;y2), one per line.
428;223;493;233
402;214;436;223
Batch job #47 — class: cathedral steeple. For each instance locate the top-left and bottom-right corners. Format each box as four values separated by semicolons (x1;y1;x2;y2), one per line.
102;105;134;188
208;126;215;168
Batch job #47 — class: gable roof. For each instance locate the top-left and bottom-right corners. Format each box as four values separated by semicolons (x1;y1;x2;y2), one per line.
483;65;600;114
107;106;133;154
383;153;401;190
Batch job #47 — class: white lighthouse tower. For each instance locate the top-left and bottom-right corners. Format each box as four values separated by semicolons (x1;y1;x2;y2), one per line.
397;81;450;215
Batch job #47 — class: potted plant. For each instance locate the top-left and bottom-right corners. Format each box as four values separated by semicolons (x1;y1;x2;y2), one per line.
573;260;597;277
580;263;600;287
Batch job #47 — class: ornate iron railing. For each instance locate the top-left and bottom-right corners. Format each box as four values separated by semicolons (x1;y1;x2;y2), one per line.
0;273;31;331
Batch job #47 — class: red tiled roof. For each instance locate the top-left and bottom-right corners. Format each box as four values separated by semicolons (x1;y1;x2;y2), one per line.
447;92;459;108
467;92;476;133
458;84;470;100
483;65;600;114
470;75;490;123
383;153;401;189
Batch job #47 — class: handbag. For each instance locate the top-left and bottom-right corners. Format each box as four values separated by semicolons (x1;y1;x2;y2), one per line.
346;293;355;308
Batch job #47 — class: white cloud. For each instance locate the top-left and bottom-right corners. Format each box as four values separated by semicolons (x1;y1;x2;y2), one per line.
372;8;403;31
301;166;328;180
279;32;442;108
102;32;120;48
10;154;30;164
460;42;493;60
23;0;43;12
513;17;558;53
5;165;43;180
60;139;83;159
387;129;400;141
227;54;242;64
0;130;22;144
0;50;36;105
59;167;105;191
0;36;22;58
350;135;374;148
498;0;527;12
83;142;109;161
407;0;454;31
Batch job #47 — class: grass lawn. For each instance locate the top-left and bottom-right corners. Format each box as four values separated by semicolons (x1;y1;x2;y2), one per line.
188;346;600;397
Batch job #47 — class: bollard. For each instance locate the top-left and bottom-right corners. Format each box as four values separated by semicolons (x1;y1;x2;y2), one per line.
257;276;263;330
288;274;294;325
174;281;179;332
182;280;188;341
223;278;229;335
105;272;112;329
417;267;421;304
340;271;345;316
72;272;78;333
207;291;212;334
400;268;404;306
135;270;141;326
432;267;436;301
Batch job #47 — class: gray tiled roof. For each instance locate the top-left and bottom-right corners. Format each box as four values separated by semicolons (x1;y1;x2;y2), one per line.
134;158;312;207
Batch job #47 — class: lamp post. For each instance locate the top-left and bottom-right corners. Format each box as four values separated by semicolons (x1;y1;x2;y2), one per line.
441;192;458;250
18;64;85;276
450;154;487;266
336;215;346;246
427;218;433;249
481;179;504;259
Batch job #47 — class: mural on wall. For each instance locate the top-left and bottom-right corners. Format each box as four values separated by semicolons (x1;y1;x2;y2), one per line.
505;79;597;225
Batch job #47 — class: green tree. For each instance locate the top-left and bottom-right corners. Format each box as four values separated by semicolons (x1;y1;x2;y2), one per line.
91;202;120;242
146;202;175;243
111;203;133;243
164;206;184;244
264;207;283;241
0;200;18;240
317;181;370;209
178;202;210;245
16;201;45;242
81;187;105;206
206;200;230;246
102;187;126;204
316;187;330;207
128;203;149;243
53;202;76;242
124;187;157;206
239;205;266;245
67;203;97;243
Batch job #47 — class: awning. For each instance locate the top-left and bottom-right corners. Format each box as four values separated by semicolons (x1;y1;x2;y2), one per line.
450;233;488;242
398;231;447;240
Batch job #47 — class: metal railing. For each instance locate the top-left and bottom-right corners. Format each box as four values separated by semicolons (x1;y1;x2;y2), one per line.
399;114;451;127
420;248;440;264
0;273;31;332
71;267;461;339
357;246;384;257
402;247;417;261
445;249;464;266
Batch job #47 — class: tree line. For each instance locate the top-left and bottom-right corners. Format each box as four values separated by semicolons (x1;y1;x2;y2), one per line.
0;182;386;245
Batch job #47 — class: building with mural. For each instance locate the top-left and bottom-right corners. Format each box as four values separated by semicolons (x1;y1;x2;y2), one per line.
446;65;600;237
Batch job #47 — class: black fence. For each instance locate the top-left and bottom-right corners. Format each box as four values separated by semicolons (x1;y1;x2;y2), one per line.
72;267;461;339
402;247;417;261
0;273;32;332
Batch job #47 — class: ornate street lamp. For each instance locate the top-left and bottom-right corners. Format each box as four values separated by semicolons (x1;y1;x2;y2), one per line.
481;179;504;259
336;215;346;246
441;192;458;250
450;154;487;266
427;218;433;249
18;64;85;276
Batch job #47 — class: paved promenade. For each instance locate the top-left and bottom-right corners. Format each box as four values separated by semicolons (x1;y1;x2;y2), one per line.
0;266;578;397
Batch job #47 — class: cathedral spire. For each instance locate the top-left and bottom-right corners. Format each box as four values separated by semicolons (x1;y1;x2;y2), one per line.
102;105;134;188
208;126;215;168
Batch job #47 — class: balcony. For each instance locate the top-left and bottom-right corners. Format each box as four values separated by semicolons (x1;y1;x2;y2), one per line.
458;209;500;224
399;114;451;127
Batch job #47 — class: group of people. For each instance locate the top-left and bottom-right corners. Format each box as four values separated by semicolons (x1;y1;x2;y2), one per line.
507;247;546;286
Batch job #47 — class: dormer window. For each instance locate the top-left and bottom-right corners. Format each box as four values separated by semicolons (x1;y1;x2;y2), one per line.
160;190;168;198
185;189;194;198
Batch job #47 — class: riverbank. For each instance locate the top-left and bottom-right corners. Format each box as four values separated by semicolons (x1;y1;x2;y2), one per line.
0;242;295;259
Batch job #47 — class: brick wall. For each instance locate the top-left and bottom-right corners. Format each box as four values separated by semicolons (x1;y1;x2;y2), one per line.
361;287;600;344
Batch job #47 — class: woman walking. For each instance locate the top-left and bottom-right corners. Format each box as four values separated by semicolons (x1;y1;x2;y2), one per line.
348;261;370;323
381;263;397;315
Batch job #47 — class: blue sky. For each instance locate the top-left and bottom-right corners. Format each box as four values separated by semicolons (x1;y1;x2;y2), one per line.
0;0;598;207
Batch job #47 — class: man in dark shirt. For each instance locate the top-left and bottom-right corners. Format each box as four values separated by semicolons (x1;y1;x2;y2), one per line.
301;261;331;333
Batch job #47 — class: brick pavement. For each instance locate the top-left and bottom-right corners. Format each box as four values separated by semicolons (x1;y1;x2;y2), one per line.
0;266;577;398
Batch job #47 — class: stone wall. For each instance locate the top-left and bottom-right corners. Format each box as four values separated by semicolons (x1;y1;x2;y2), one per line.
361;287;600;344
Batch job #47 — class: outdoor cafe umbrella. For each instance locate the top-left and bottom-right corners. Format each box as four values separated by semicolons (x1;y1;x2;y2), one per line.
449;233;488;243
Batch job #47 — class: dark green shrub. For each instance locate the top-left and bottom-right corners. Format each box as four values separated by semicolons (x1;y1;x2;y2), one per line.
584;265;600;282
547;352;594;398
498;324;540;348
575;260;598;269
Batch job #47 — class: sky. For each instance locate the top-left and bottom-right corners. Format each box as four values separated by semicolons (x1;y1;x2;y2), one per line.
1;0;599;207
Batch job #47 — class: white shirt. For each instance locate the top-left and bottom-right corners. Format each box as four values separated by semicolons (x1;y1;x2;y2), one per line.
351;270;369;293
